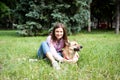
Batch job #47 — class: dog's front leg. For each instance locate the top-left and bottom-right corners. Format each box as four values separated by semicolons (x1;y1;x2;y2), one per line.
75;52;79;58
62;51;69;60
71;52;79;63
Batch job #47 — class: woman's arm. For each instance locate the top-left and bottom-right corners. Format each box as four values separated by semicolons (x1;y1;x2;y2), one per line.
63;58;77;63
62;52;79;63
46;36;64;62
46;36;78;63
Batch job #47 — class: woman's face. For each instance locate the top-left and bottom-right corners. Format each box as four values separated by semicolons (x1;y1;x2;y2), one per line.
55;27;64;40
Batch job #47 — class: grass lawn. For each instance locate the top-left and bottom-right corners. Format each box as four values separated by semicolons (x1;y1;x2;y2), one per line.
0;30;120;80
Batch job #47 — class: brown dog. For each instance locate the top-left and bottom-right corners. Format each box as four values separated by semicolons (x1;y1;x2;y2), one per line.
62;41;83;60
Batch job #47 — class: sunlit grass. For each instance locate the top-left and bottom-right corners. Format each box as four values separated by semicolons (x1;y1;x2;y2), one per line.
0;30;120;80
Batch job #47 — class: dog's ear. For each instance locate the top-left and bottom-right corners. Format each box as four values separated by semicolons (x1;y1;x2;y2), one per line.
73;39;77;42
65;41;70;46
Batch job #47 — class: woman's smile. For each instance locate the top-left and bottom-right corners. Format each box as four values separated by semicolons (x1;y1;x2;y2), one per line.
55;27;64;40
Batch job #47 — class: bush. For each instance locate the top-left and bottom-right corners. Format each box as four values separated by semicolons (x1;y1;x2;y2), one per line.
15;21;42;36
14;0;92;36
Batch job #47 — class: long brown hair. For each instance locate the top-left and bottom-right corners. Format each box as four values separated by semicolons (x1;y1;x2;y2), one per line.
51;23;68;46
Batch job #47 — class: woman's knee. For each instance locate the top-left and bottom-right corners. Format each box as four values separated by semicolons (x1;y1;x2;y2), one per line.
37;42;46;56
40;41;50;54
41;41;49;48
41;41;47;46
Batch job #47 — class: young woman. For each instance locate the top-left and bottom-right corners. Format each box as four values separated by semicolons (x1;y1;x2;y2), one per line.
37;22;76;70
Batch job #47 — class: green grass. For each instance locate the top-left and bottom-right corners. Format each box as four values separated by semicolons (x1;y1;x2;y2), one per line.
0;30;120;80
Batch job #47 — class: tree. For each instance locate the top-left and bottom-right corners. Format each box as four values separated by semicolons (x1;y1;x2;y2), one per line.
115;0;120;34
88;1;92;32
0;0;17;29
14;0;92;36
91;0;116;30
0;1;11;29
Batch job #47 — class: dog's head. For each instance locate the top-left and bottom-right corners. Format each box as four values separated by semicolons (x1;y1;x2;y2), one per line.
63;41;83;59
65;41;83;52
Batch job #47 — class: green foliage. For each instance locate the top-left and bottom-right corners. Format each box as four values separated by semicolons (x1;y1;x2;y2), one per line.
0;1;10;18
14;0;92;36
15;21;42;36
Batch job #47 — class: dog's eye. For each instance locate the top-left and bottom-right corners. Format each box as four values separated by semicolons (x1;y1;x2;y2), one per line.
74;44;77;46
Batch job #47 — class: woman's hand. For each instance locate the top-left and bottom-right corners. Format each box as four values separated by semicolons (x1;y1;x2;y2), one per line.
63;58;78;63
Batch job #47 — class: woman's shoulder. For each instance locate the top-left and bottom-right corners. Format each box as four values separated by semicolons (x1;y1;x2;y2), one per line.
46;35;52;43
47;35;51;39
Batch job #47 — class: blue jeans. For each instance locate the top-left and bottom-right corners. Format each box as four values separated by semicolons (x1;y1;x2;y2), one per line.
37;41;63;59
37;41;50;59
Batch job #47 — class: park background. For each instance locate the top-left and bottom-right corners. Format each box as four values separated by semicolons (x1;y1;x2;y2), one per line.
0;0;120;80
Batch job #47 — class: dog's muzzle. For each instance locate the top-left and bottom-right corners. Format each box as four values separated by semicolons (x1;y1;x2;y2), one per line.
74;46;83;51
80;46;83;49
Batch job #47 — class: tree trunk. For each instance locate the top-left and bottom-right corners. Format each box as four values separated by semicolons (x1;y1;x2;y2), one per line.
88;3;91;32
116;0;120;34
88;16;91;32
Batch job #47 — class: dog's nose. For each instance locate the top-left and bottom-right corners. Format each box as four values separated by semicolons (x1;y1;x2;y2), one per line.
80;46;83;49
74;48;80;51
